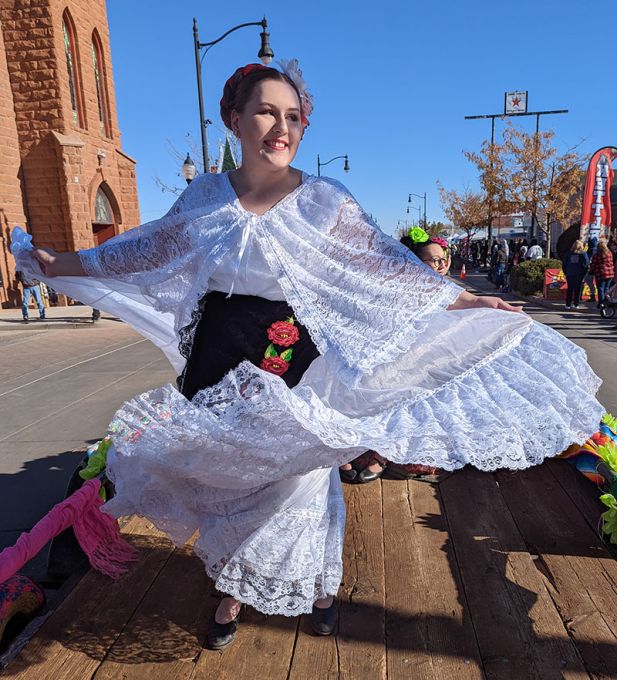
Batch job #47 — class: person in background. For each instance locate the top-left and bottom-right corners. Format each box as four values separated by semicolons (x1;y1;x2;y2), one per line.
526;238;543;261
608;237;617;267
16;270;45;323
562;239;589;310
494;244;508;290
481;239;489;268
583;236;598;302
518;239;529;261
471;241;481;269
589;239;615;307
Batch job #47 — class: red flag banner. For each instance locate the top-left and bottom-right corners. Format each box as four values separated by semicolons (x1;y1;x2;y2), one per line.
580;146;617;241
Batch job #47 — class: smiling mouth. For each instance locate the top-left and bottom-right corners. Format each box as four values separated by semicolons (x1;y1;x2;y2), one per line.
264;139;288;151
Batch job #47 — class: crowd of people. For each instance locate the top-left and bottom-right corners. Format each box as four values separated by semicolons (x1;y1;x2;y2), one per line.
451;233;617;311
450;236;547;292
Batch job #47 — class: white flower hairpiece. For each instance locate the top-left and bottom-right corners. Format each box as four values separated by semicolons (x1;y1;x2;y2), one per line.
276;58;314;120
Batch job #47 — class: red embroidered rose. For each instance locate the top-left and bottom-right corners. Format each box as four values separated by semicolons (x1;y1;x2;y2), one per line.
268;321;300;347
267;321;299;347
260;356;290;376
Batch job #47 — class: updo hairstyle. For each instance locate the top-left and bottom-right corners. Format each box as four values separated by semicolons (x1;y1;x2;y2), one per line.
220;65;304;131
400;235;440;259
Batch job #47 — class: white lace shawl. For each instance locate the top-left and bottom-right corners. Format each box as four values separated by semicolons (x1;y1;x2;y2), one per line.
12;173;462;385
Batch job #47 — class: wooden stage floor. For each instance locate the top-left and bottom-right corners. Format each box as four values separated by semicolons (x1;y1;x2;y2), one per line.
2;460;617;679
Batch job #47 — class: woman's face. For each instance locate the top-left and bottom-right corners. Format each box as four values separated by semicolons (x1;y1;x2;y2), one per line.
231;79;304;172
419;243;450;276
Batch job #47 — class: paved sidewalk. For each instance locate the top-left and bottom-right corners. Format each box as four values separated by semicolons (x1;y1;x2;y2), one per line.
0;305;118;332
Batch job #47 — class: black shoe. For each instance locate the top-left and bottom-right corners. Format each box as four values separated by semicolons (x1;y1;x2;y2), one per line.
311;599;337;636
339;466;358;484
22;318;29;324
39;314;46;320
357;462;386;484
206;610;240;650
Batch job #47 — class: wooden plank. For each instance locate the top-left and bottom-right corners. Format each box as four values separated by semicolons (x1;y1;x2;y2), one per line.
5;516;176;680
189;606;299;679
382;478;484;679
496;464;617;679
441;468;588;679
288;481;386;680
337;483;386;678
547;460;607;538
92;544;213;680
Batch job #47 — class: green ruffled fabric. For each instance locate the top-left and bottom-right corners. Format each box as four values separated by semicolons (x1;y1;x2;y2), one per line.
598;415;617;543
79;436;112;500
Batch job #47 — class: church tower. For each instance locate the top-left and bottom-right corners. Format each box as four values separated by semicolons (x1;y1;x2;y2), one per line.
0;0;140;306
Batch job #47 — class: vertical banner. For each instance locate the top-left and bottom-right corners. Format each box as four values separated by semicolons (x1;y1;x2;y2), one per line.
580;146;617;241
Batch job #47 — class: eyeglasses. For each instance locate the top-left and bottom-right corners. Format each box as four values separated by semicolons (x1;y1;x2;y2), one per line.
422;257;448;268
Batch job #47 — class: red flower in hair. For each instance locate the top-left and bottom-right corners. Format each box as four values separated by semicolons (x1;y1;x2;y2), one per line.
242;63;268;77
267;320;299;347
221;63;269;108
260;356;290;376
431;237;449;249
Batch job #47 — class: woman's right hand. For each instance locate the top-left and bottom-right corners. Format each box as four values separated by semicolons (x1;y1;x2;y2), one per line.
32;248;85;277
33;248;59;276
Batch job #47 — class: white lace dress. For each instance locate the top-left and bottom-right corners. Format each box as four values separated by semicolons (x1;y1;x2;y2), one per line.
10;172;604;616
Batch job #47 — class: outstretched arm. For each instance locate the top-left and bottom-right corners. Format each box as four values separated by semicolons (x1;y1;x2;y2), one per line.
29;176;205;279
33;249;85;277
449;289;522;313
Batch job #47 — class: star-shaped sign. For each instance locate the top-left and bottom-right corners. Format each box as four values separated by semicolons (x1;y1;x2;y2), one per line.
512;96;521;108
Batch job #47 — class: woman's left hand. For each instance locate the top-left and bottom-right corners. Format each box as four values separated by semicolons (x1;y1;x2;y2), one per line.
449;290;524;314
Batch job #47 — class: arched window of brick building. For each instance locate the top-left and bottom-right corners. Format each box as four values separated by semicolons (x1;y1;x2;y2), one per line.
92;30;111;138
62;10;86;128
92;185;116;245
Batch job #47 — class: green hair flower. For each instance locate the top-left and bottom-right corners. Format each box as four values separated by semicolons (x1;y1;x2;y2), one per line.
408;227;429;243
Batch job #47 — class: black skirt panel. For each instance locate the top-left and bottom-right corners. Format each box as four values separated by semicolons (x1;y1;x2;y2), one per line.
179;291;320;401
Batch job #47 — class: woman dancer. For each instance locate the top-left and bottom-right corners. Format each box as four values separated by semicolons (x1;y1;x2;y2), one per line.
12;61;603;650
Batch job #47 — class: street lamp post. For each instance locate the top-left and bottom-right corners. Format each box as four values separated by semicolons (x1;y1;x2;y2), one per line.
193;17;274;173
317;154;350;177
181;153;197;184
407;204;422;226
408;192;427;228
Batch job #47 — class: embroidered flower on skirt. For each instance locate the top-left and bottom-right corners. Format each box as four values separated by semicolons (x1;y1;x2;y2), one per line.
260;355;290;376
267;320;300;347
260;317;299;376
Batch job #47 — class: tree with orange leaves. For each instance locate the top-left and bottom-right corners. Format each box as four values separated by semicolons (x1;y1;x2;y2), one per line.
465;124;584;249
437;183;488;256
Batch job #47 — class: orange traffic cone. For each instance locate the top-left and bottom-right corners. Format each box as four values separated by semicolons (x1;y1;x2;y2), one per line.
460;263;466;280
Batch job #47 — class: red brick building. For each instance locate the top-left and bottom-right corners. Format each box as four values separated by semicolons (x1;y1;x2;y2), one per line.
0;0;140;307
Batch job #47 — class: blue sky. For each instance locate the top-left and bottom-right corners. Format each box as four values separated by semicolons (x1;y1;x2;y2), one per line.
107;0;617;234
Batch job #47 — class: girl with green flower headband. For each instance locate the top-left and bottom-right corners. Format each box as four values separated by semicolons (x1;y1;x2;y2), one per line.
400;227;451;277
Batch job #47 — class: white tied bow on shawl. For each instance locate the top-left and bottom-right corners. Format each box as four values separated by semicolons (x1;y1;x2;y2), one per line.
11;173;463;385
227;214;256;299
